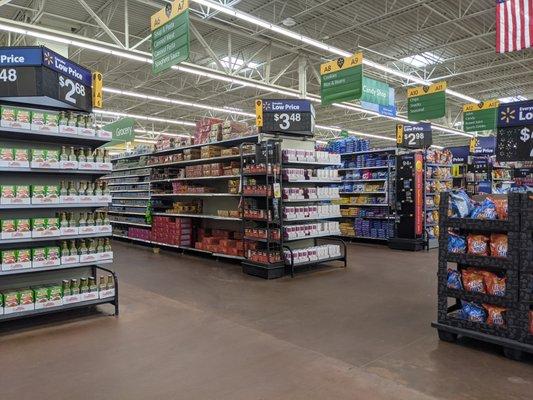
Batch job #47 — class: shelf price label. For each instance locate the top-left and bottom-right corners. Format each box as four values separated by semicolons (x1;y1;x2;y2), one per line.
407;81;447;121
396;123;432;149
258;99;315;137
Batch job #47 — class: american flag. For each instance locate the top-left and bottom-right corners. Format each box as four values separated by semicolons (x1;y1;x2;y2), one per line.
496;0;533;53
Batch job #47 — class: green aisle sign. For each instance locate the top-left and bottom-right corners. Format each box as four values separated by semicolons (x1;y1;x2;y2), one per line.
151;0;190;75
463;100;499;133
407;81;447;121
320;52;363;106
102;118;136;147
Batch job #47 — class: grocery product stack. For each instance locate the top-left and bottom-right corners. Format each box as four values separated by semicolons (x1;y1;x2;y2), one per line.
0;102;118;320
433;191;533;360
327;137;396;241
425;149;453;248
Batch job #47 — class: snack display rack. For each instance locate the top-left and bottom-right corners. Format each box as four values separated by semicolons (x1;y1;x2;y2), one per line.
335;145;396;242
424;150;453;249
0;101;118;320
432;192;533;360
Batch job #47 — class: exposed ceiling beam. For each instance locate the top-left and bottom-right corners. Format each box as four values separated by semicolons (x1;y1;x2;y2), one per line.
76;0;125;48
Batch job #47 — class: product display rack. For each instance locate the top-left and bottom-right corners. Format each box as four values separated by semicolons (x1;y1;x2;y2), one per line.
241;140;286;279
432;192;533;360
424;156;453;250
0;101;118;321
337;148;396;242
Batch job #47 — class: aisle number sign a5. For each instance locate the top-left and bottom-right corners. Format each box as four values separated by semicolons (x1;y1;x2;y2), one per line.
463;100;499;133
320;52;363;106
151;0;190;75
407;81;447;121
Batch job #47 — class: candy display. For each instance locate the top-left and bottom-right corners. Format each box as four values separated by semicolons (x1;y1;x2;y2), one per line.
326;137;370;154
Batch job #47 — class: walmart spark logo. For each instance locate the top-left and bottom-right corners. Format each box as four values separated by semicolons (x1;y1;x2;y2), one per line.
43;51;54;66
500;107;516;124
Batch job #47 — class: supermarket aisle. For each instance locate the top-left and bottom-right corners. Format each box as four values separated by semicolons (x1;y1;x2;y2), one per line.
0;241;532;400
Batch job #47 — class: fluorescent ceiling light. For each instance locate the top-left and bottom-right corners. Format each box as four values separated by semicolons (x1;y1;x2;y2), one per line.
219;56;259;72
94;110;196;126
134;138;158;144
400;52;444;68
498;95;527;103
134;129;190;138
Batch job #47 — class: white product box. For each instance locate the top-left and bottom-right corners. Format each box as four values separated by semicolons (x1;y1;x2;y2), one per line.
30;161;60;169
79;225;97;235
59;125;77;135
32;229;61;238
0;160;30;168
31;197;60;205
31;123;59;133
1;231;31;240
60;226;79;236
34;299;63;310
1;261;31;271
63;294;82;305
81;291;99;302
78;161;95;170
97;129;112;140
0;197;31;205
99;288;115;299
94;195;112;203
79;253;98;263
4;303;34;315
1;119;31;130
61;255;80;265
59;160;79;170
79;195;95;204
32;258;61;269
97;225;112;234
95;162;113;171
77;127;96;137
60;195;79;204
98;251;113;261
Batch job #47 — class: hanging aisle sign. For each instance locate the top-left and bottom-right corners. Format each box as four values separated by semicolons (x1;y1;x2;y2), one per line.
256;99;315;137
407;81;447;121
463;100;499;133
151;0;190;75
0;46;92;112
496;100;533;161
361;77;396;117
396;123;433;149
320;52;363;106
102;117;136;147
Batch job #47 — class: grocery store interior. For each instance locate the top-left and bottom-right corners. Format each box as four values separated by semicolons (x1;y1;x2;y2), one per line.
0;0;532;399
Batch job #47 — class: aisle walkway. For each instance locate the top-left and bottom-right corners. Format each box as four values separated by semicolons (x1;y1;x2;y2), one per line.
0;241;531;400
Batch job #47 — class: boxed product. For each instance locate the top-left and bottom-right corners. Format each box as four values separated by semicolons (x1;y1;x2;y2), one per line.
1;185;30;205
31;185;60;204
0;106;31;130
34;285;63;309
58;112;78;134
77;114;96;137
1;219;31;240
32;247;61;269
1;249;32;271
30;111;59;132
30;149;60;169
32;217;61;238
3;288;35;314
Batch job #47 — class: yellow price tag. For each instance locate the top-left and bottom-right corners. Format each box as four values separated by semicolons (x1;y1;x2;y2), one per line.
396;124;404;145
92;71;103;109
255;99;263;127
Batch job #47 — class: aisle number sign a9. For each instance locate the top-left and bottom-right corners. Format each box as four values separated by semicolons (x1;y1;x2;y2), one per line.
407;81;447;121
320;52;363;106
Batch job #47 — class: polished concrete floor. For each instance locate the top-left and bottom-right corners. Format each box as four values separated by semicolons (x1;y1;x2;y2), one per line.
1;241;532;399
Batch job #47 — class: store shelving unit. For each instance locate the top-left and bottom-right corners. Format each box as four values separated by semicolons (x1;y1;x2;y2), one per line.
337;148;396;242
433;192;533;360
0;102;118;321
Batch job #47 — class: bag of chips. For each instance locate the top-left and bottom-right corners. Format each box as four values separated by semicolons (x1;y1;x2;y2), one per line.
468;234;490;256
490;233;508;258
448;233;466;253
470;198;497;220
481;271;506;297
489;196;508;220
462;269;486;293
449;190;472;218
460;302;486;323
529;311;533;335
447;269;463;290
483;304;506;327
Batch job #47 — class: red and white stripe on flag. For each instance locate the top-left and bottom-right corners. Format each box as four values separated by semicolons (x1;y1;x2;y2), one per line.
496;0;533;53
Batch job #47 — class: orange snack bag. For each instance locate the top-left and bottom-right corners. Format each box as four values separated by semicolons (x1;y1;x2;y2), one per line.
467;234;489;256
489;197;508;220
462;269;486;294
481;271;506;296
483;304;506;327
490;233;508;257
